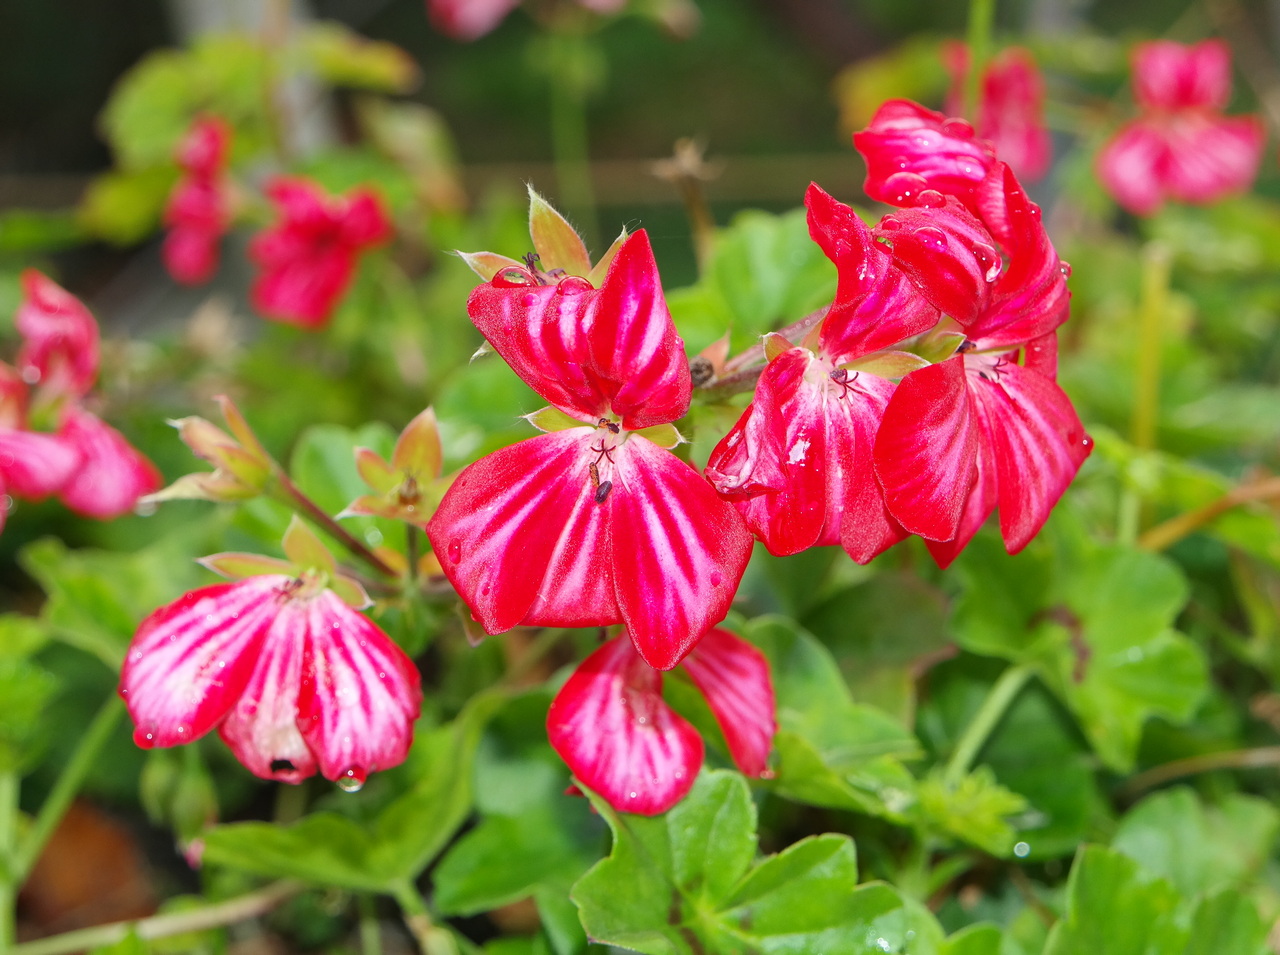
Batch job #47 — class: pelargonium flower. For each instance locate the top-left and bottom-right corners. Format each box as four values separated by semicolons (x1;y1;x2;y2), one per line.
56;406;162;520
15;269;99;399
248;178;391;329
546;626;774;815
0;364;79;534
426;229;753;671
163;116;233;286
1096;39;1264;215
120;522;422;788
873;163;1091;565
428;0;626;40
943;44;1052;182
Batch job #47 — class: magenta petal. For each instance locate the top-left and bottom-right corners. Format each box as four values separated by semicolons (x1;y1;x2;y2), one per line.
874;357;979;542
426;429;616;634
611;436;753;670
428;0;521;39
829;373;908;564
805;184;938;361
16;270;100;398
295;591;422;785
924;454;998;569
218;598;317;783
971;361;1092;553
467;231;691;428
680;627;775;777
1161;113;1265;207
546;636;702;816
120;579;279;749
1096;122;1168;217
0;427;79;499
1134;40;1232;111
704;376;788;502
56;408;162;519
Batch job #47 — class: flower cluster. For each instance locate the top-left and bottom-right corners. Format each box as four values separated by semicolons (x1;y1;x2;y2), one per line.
709;100;1090;568
1097;39;1264;215
0;271;159;532
427;0;624;41
163;117;233;285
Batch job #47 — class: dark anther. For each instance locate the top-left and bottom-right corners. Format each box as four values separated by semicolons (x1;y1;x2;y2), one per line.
547;267;567;279
597;417;621;434
270;758;296;773
595;480;613;504
689;356;714;386
588;461;601;489
957;339;977;353
829;367;859;398
275;578;303;599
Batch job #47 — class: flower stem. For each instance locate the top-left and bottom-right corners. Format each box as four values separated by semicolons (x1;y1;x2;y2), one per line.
1118;745;1280;801
14;695;125;885
0;773;18;952
547;30;598;249
272;473;398;579
964;0;996;121
944;664;1034;787
1139;475;1280;552
11;880;302;955
358;895;383;955
390;880;456;955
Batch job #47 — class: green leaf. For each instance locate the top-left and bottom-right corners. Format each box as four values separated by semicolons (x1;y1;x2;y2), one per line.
1183;890;1269;955
918;766;1029;857
939;923;1004;955
572;770;939;954
298;21;419;93
77;167;175;246
1110;788;1280;900
0;656;58;773
667;208;836;355
1042;846;1187;955
202;692;502;889
951;533;1209;772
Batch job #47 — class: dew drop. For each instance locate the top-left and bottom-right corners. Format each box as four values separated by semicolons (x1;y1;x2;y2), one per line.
637;716;648;725
941;118;975;138
627;791;638;800
337;767;367;793
1014;841;1031;858
916;188;945;208
971;242;1002;282
447;539;462;563
912;226;947;250
494;267;538;288
1059;261;1073;278
481;584;490;596
556;276;593;295
710;571;723;587
878;215;902;232
0;495;11;513
882;171;929;206
521;292;538;307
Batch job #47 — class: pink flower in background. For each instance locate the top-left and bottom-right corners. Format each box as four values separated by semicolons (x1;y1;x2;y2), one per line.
248;178;391;329
427;0;627;40
0;365;79;534
426;230;753;671
56;406;162;520
547;627;774;815
163;117;233;286
873;163;1090;566
1097;39;1264;215
943;44;1052;182
15;269;99;398
120;573;422;788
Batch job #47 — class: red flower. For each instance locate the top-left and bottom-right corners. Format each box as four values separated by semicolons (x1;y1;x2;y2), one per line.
546;627;775;815
15;269;99;399
0;365;80;531
163;117;233;286
1097;40;1264;215
248;178;391;329
120;573;422;788
56;406;162;520
873;164;1091;565
426;230;753;670
943;44;1052;182
427;0;627;40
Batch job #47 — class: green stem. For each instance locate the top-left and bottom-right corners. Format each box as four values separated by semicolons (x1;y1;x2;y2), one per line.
406;525;421;585
271;473;398;579
391;880;456;955
12;880;301;955
0;773;18;952
503;627;571;687
944;664;1034;786
359;895;383;955
14;696;125;884
964;0;997;121
547;31;598;249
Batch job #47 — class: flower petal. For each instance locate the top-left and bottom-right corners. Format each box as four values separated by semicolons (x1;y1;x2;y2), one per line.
680;627;775;777
1095;122;1168;217
546;636;702;816
426;429;617;634
805;184;938;362
610;436;754;670
924;453;998;569
120;578;280;749
1161;113;1265;208
16;270;99;397
970;361;1092;553
1134;39;1232;111
0;427;78;499
873;357;980;542
296;591;422;786
57;408;162;519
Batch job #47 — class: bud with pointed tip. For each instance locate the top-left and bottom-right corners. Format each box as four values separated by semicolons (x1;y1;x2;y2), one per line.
342;407;447;530
150;396;274;504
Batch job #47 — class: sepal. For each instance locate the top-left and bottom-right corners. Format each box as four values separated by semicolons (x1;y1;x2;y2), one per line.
528;185;592;277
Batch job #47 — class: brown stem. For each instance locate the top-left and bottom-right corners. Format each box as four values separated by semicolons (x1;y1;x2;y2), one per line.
1118;746;1280;801
271;473;399;579
1137;475;1280;553
1206;0;1280;132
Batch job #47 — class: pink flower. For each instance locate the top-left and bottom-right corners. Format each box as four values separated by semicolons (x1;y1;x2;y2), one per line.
426;230;753;671
546;627;775;815
1097;40;1265;215
0;368;80;531
56;406;162;520
427;0;627;40
120;573;422;788
248;178;391;329
873;164;1090;565
163;117;233;286
15;270;99;399
943;44;1052;182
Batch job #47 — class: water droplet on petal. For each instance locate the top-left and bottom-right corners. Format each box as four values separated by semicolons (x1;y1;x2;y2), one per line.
710;571;723;587
883;171;930;206
941;118;975;138
627;791;638;799
521;292;538;307
971;242;1002;282
447;540;462;563
494;267;538;288
916;188;945;208
912;226;947;250
1059;261;1073;278
337;767;367;792
556;276;592;295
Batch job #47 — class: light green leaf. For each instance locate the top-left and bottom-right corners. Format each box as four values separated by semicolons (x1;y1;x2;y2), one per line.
918;766;1029;857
